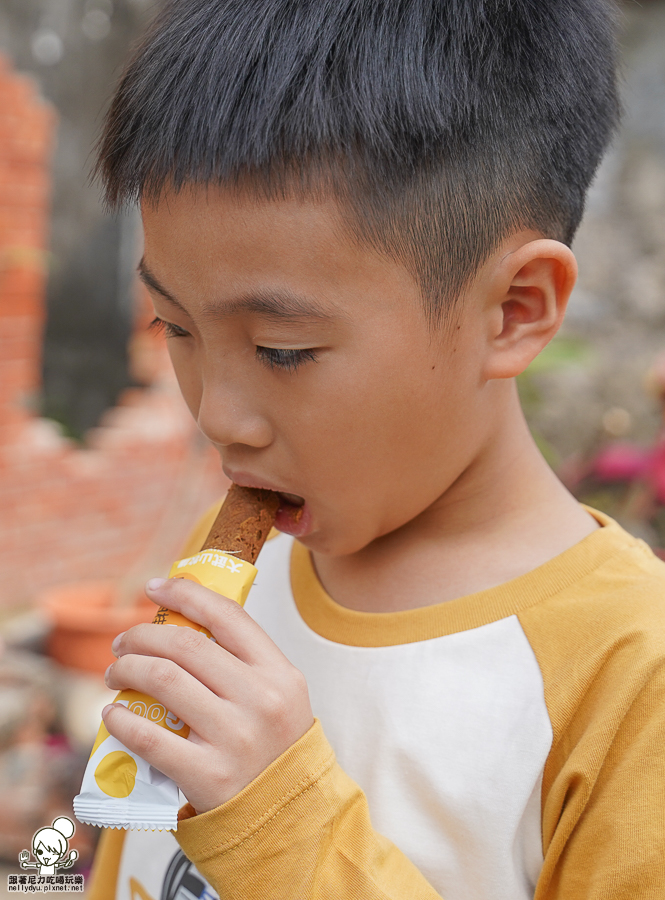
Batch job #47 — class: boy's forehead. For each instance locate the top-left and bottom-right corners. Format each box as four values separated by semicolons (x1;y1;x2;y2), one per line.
142;183;346;247
141;184;426;322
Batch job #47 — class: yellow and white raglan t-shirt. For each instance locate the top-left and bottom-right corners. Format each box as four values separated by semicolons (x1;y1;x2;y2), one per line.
89;507;665;900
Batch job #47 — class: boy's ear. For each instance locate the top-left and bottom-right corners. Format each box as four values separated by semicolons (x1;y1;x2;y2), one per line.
481;239;577;380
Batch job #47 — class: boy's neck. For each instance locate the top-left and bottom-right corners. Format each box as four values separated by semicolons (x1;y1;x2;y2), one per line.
312;389;598;614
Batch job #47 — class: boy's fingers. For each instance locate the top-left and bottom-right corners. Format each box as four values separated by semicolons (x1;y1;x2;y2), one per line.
106;652;230;744
102;702;203;785
145;577;289;668
115;622;249;700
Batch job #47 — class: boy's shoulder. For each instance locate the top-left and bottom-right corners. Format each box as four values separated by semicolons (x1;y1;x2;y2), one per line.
520;508;665;653
523;514;665;896
518;511;665;758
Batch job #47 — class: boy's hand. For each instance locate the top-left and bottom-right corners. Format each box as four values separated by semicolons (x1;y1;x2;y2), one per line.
102;577;314;814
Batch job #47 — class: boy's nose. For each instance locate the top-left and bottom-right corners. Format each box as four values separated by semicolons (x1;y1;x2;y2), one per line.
196;383;273;449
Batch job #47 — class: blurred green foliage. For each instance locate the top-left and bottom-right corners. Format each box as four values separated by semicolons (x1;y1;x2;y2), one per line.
518;335;593;468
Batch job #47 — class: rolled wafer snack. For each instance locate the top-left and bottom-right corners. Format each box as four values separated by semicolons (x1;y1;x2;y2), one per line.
74;485;279;831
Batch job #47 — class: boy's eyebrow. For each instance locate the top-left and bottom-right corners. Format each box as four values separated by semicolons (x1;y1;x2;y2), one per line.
138;259;343;322
138;260;185;309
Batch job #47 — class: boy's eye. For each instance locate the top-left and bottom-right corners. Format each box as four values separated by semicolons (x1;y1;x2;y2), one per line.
256;346;318;372
147;320;317;371
148;317;190;339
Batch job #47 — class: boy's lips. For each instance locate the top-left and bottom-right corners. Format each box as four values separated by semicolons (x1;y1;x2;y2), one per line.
274;498;312;538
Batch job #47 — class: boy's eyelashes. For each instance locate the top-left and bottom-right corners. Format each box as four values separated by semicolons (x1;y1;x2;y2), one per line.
149;316;189;339
255;346;319;372
149;317;318;372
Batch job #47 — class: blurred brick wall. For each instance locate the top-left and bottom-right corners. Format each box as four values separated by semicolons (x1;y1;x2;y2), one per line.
0;55;52;437
0;56;226;609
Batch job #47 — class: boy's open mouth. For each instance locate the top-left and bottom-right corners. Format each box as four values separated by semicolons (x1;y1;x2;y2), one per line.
275;491;311;538
278;491;305;508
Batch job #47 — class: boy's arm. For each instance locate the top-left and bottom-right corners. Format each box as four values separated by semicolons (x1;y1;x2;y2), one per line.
519;574;665;900
175;718;442;900
538;660;665;899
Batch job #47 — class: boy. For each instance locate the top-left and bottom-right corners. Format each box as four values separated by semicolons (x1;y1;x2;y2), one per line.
89;0;665;897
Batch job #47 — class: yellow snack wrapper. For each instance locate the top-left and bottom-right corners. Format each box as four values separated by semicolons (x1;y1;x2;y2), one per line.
73;552;258;831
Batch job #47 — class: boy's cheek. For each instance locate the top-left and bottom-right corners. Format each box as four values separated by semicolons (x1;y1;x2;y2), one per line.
302;460;460;555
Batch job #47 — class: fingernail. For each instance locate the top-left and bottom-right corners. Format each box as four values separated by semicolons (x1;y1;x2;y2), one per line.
111;632;125;655
101;704;117;718
147;577;167;591
104;664;112;684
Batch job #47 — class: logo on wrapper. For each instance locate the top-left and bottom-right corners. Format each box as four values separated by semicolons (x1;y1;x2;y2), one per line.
8;817;83;893
175;550;244;573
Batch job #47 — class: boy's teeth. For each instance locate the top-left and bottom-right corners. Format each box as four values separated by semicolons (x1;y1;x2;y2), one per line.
279;491;305;507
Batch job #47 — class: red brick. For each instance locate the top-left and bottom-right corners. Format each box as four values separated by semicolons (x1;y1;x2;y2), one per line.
0;57;228;609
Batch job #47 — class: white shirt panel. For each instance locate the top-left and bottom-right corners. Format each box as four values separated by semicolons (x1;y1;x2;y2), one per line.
245;534;553;900
116;828;180;900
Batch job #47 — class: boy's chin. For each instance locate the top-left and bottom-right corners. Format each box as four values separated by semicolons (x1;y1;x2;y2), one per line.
275;499;313;538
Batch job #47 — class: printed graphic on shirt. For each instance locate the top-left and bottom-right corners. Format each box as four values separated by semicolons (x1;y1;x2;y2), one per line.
115;827;217;900
160;851;218;900
8;817;83;893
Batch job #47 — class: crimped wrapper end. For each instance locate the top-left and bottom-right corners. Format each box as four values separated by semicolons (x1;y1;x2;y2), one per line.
73;797;178;832
73;728;181;831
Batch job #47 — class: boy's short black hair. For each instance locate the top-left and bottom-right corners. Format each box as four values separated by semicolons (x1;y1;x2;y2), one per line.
99;0;620;320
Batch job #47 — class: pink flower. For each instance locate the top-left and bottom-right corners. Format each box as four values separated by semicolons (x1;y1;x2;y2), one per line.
593;436;665;506
646;440;665;504
592;443;650;482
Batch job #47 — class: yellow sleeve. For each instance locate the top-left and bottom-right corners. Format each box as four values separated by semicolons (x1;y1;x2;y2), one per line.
540;663;665;898
175;719;443;900
87;828;126;900
519;542;665;899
